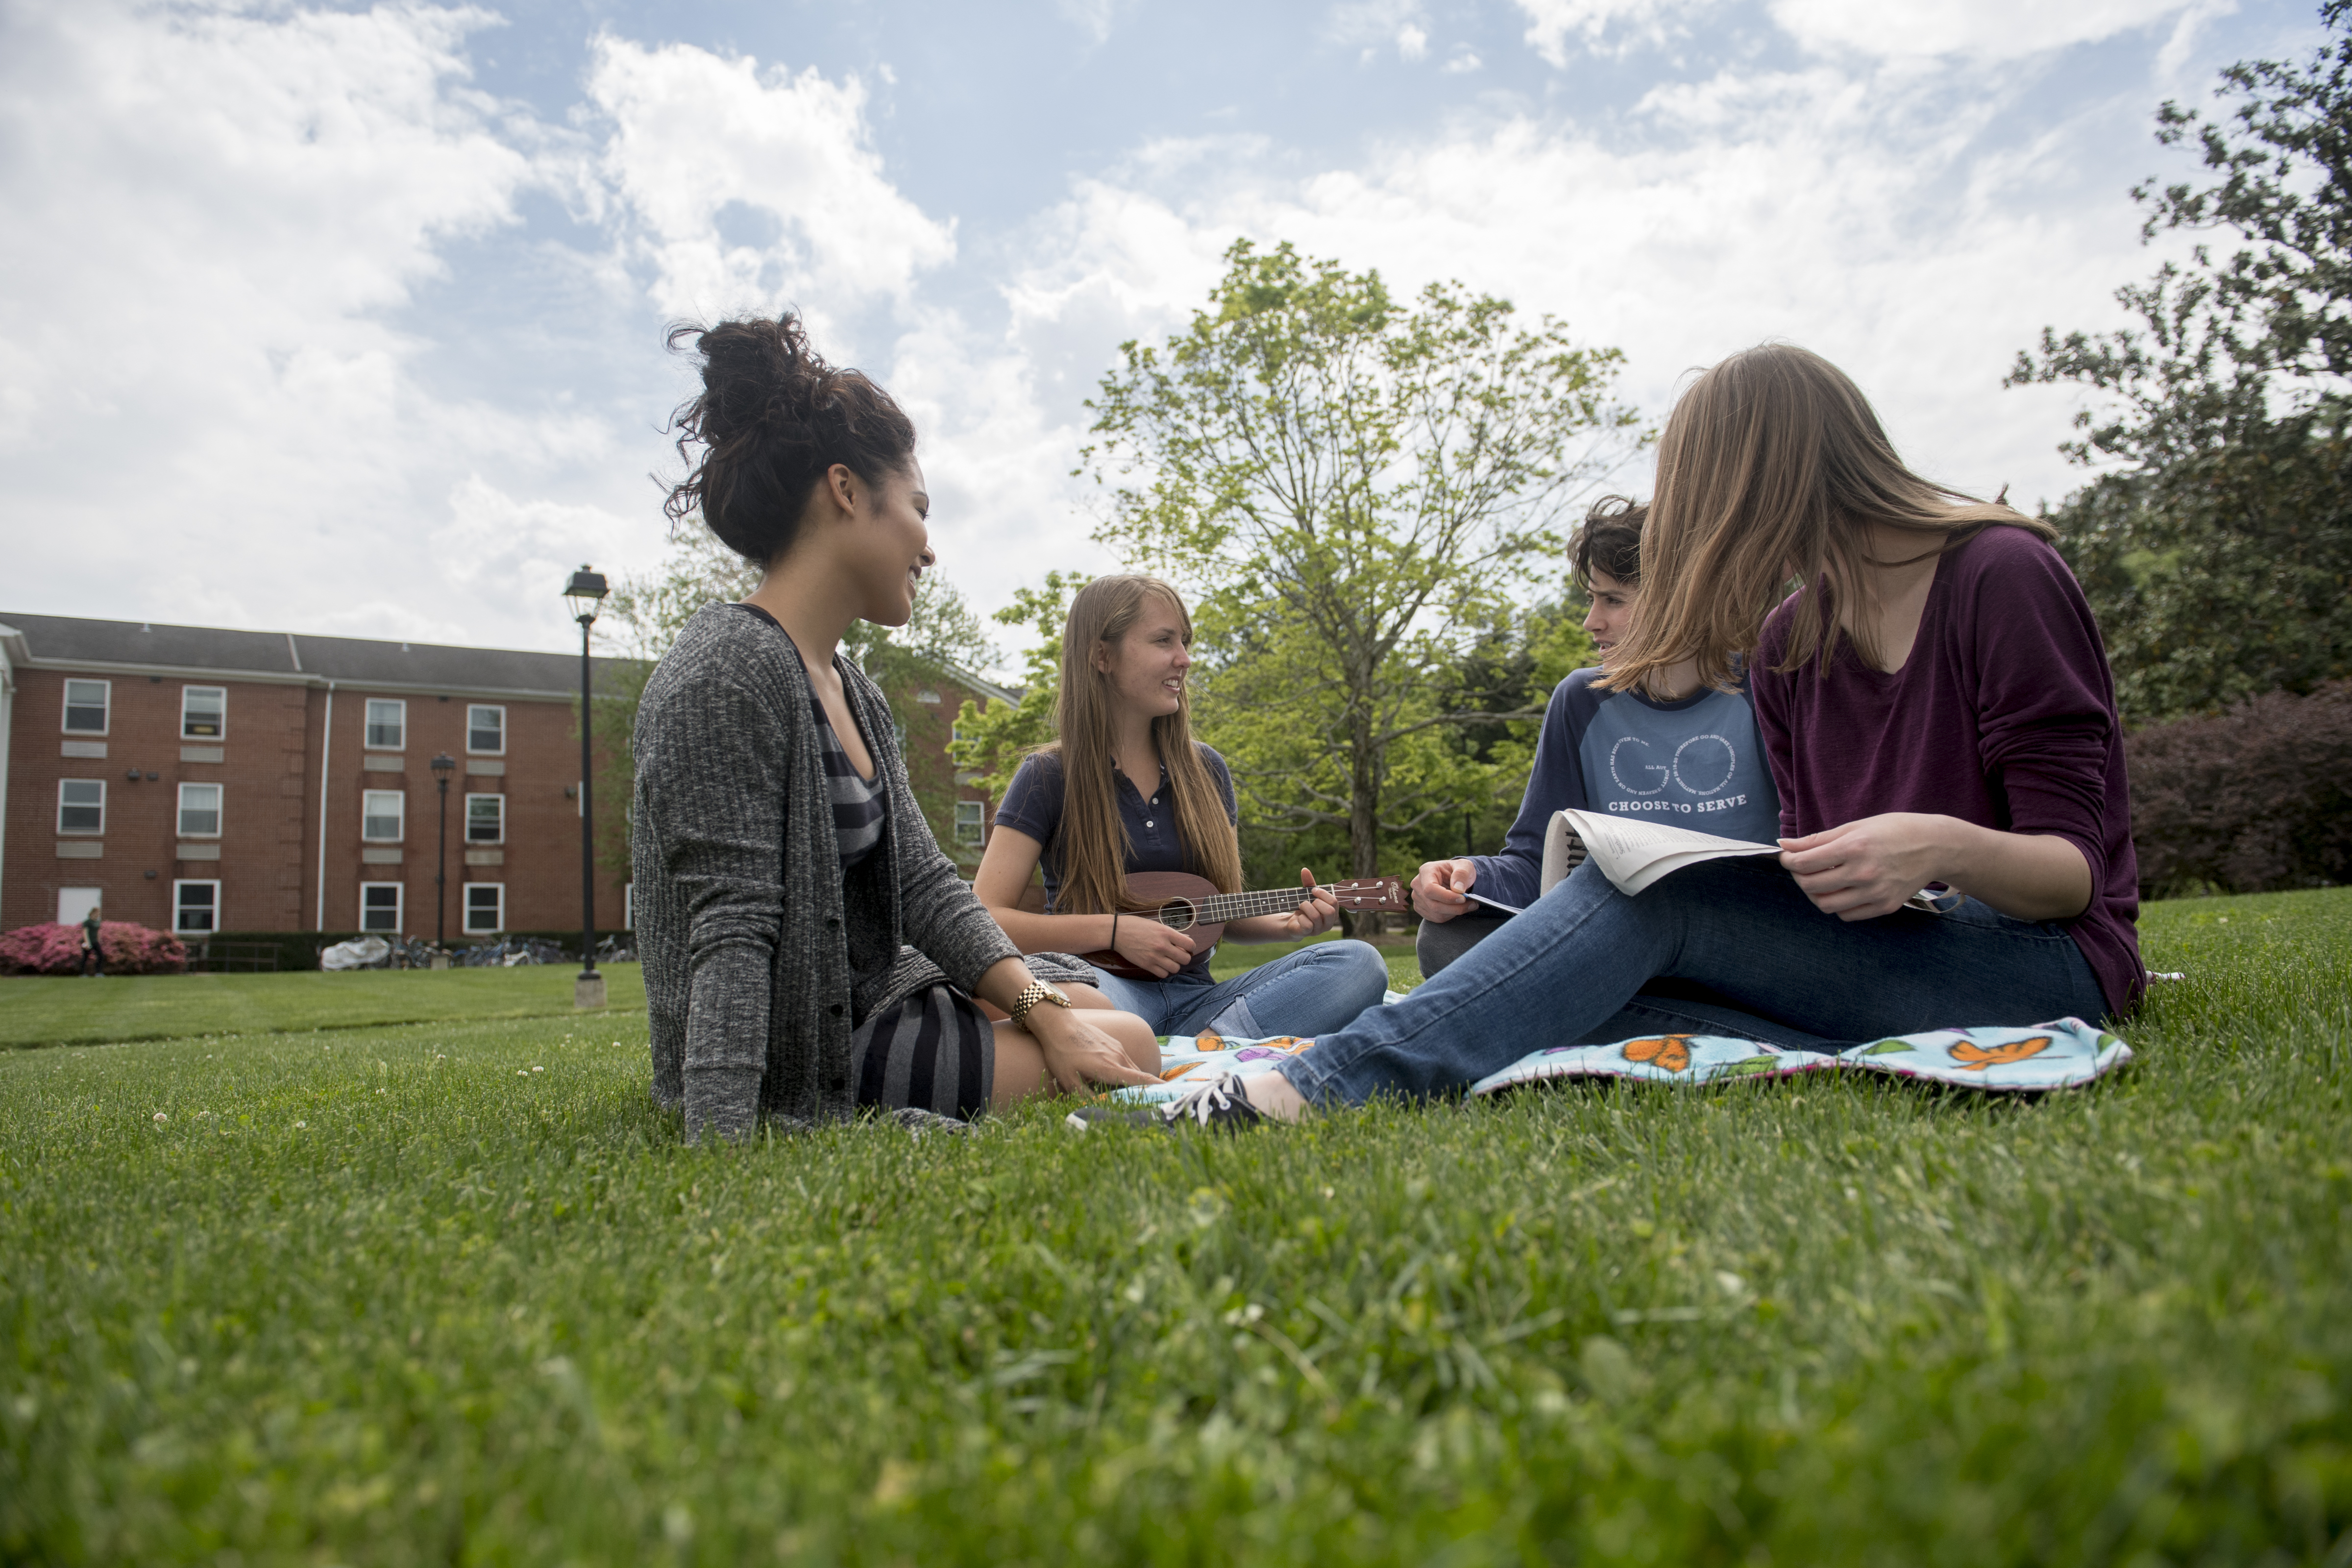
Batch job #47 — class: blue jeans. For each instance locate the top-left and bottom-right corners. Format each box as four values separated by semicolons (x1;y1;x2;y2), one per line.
1085;938;1392;1039
1276;857;2111;1107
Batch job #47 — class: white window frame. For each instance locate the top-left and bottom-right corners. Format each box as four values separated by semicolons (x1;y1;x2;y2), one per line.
623;882;634;930
953;799;985;845
466;703;506;755
364;698;406;750
463;882;505;934
359;882;403;933
177;782;223;838
62;678;110;735
57;778;106;834
464;792;505;845
180;685;227;740
173;880;220;935
361;789;405;843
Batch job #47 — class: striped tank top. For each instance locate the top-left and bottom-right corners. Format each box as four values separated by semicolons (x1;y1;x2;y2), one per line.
732;604;886;875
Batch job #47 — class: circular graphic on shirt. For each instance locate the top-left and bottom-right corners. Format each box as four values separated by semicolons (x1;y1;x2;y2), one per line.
1671;733;1737;796
1609;735;1670;796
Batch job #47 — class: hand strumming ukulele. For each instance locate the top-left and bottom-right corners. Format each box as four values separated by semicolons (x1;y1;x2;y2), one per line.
1077;872;1408;980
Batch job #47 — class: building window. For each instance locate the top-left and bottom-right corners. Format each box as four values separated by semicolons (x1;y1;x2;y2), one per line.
466;704;505;754
180;686;226;739
954;800;985;845
359;882;402;933
57;779;105;833
63;679;109;735
464;882;504;934
177;783;223;837
174;881;220;935
465;793;504;844
361;789;404;842
916;688;941;705
623;882;634;930
364;699;405;749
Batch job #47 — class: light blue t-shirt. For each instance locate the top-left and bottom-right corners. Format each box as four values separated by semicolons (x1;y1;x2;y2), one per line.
1467;667;1781;909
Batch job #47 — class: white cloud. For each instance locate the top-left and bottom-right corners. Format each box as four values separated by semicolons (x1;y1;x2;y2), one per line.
1056;0;1136;45
1513;0;2212;63
584;38;956;332
1512;0;1706;65
1398;23;1431;60
0;0;629;648
994;58;2204;541
1770;0;2207;61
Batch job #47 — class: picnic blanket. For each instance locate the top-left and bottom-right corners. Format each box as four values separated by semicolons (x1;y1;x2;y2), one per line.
1114;1015;2132;1105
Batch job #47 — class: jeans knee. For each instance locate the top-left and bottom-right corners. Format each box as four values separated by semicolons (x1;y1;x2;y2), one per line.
1327;938;1391;999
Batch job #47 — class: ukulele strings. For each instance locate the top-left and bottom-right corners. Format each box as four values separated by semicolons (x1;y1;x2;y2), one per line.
1147;885;1380;926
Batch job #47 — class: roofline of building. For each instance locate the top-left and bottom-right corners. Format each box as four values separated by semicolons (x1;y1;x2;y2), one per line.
0;653;611;702
941;661;1023;709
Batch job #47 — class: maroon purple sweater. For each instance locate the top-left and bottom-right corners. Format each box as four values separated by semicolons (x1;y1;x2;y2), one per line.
1749;524;2143;1015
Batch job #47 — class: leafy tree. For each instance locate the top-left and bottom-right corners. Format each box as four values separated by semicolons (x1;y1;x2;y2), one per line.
2010;2;2352;718
947;571;1090;802
1082;239;1641;879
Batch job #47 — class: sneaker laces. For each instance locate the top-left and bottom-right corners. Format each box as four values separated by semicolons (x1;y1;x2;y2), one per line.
1160;1070;1251;1127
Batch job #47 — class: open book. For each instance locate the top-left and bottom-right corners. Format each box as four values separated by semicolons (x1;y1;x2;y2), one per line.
1538;809;1960;913
1540;810;1780;897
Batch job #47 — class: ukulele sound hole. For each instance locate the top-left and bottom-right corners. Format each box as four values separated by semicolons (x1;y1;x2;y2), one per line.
1159;899;1198;932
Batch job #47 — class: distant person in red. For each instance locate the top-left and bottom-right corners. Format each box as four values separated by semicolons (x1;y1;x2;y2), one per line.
79;905;104;978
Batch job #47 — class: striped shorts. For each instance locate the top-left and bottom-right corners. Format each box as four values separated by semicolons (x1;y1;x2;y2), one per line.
850;983;995;1121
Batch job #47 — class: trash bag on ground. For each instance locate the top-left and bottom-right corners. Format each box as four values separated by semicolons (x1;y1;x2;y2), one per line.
320;936;391;971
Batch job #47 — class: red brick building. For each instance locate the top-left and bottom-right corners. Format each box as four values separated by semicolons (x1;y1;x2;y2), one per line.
0;612;1016;943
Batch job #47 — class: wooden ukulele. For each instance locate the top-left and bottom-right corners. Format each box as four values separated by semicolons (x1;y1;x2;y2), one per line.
1074;871;1408;980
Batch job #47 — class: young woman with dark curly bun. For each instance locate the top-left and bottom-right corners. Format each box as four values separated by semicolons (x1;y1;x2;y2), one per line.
632;314;1160;1141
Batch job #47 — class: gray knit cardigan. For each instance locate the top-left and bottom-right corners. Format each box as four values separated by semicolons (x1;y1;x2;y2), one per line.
633;603;1021;1141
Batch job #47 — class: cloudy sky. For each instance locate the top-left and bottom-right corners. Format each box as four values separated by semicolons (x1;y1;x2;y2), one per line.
0;0;2318;663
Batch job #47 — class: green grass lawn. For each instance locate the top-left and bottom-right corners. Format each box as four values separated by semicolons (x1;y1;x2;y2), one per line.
3;891;2348;1563
0;964;646;1049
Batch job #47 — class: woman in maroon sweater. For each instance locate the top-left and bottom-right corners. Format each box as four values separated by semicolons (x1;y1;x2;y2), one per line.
1080;343;2140;1128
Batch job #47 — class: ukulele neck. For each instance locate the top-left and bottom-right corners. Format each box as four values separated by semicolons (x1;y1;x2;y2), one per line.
1153;887;1314;926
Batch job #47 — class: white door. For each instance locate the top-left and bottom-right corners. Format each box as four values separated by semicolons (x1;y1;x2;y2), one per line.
57;887;102;925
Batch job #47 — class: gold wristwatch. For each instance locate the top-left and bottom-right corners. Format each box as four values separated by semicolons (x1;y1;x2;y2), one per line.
1008;980;1074;1028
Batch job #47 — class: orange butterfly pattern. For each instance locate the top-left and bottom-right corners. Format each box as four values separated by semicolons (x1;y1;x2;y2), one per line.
1622;1034;1695;1074
1951;1035;2052;1071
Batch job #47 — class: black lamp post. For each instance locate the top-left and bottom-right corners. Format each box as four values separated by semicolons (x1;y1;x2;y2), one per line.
431;752;456;949
563;565;610;1008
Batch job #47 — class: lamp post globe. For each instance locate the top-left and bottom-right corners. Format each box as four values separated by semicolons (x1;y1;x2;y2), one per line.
430;752;456;951
564;565;610;1009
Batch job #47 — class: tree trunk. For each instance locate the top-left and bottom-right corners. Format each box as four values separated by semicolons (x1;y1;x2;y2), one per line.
1345;709;1381;939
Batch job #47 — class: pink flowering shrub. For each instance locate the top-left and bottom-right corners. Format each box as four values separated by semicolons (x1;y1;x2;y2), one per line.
0;921;188;976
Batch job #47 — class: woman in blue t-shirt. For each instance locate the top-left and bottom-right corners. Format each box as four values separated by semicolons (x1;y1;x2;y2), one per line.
973;575;1392;1040
1413;498;1781;976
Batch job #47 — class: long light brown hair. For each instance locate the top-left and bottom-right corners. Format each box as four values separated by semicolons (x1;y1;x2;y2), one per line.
1607;343;2056;695
1043;575;1243;915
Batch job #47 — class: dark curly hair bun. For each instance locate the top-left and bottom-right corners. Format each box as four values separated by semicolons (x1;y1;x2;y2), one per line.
662;314;917;565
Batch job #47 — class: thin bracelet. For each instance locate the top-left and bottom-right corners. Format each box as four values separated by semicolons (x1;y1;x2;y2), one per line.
1110;911;1120;949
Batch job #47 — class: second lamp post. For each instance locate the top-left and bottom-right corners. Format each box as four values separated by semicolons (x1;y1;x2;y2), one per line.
563;565;609;1008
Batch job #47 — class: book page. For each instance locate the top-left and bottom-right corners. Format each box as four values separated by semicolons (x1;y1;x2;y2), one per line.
1549;809;1781;896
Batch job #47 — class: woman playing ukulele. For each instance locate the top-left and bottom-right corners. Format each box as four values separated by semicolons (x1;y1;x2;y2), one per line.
974;576;1392;1041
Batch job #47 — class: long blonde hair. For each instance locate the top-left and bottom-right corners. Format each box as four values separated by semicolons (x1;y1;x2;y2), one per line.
1043;575;1243;915
1608;343;2056;695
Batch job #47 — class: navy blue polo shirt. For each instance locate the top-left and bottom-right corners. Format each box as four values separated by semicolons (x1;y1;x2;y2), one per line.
992;745;1238;980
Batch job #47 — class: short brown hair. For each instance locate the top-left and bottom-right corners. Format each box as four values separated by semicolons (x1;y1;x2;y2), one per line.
1570;496;1646;590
